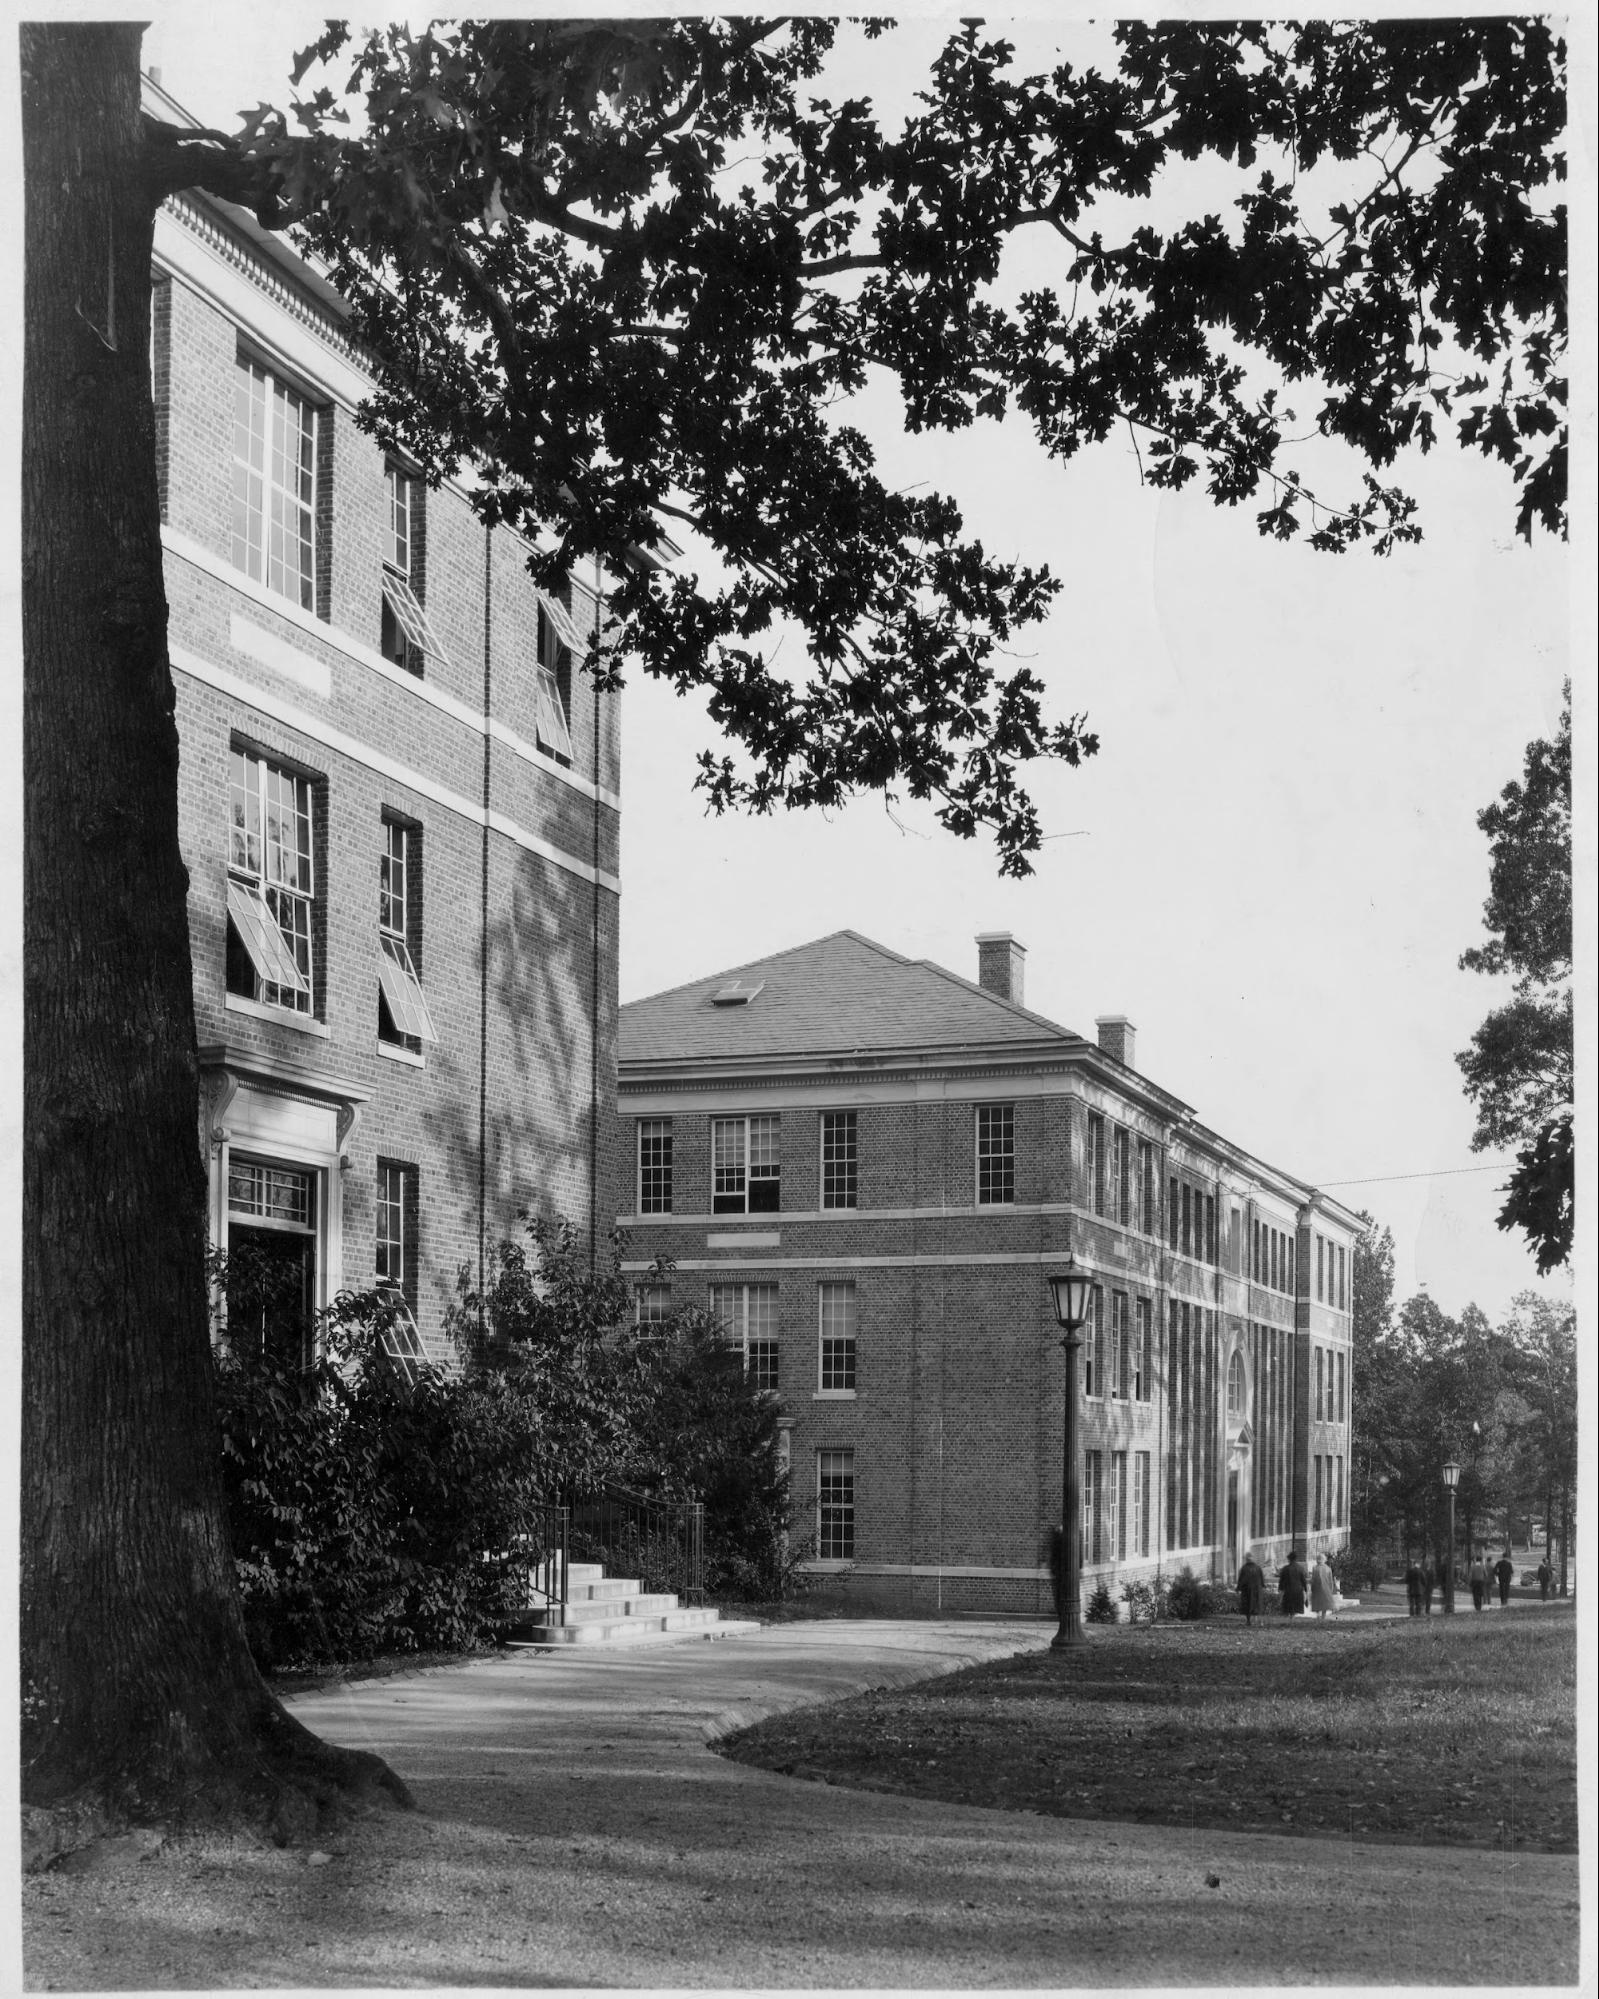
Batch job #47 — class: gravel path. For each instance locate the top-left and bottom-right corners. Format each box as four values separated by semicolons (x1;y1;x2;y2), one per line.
21;1619;1581;1988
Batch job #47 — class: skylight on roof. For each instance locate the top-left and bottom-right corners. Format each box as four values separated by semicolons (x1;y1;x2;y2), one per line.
711;979;765;1007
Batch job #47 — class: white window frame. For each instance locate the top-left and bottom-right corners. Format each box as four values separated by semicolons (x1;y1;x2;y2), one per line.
1134;1296;1151;1402
1084;1285;1105;1400
635;1280;673;1327
377;817;438;1046
1083;1449;1102;1565
709;1281;780;1393
817;1448;855;1561
711;1114;780;1215
533;601;576;762
232;355;317;610
381;464;448;673
975;1102;1015;1206
227;746;315;1015
1111;1291;1129;1401
1109;1449;1127;1561
816;1280;856;1396
637;1118;673;1214
820;1109;858;1210
1133;1450;1151;1557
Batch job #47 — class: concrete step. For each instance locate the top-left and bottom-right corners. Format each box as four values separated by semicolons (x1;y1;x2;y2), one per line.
507;1611;763;1650
561;1590;680;1623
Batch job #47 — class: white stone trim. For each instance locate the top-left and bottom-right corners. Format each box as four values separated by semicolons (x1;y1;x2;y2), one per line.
224;992;330;1038
163;527;623;811
171;645;621;894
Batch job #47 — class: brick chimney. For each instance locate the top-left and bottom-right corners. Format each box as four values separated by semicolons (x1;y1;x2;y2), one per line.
976;932;1026;1006
1096;1015;1137;1069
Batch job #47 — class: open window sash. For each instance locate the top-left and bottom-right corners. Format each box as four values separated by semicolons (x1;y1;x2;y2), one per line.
378;932;439;1042
532;667;574;760
535;587;587;654
381;567;449;665
373;1282;427;1387
227;876;310;995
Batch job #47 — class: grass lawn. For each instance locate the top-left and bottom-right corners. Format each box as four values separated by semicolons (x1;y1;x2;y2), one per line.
718;1605;1576;1852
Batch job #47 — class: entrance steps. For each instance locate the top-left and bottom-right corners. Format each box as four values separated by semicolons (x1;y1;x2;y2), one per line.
506;1560;761;1650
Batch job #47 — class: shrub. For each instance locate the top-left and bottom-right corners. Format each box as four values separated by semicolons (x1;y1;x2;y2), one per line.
1121;1576;1170;1624
1164;1566;1235;1620
1085;1578;1119;1624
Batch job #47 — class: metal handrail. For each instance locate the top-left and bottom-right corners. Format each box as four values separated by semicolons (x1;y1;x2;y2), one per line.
568;1481;704;1605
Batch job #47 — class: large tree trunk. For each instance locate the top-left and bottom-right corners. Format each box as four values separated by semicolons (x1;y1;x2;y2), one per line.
21;22;407;1856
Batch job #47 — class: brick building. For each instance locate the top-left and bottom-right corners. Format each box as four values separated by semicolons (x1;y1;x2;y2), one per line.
150;75;623;1358
617;930;1361;1615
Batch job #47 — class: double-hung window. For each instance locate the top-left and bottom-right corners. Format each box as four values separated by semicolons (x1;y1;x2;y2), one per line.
232;356;317;610
1134;1297;1151;1401
374;1158;426;1383
635;1281;673;1327
381;464;446;676
1109;1450;1128;1560
817;1281;856;1394
1132;1451;1151;1556
637;1119;673;1213
1114;1127;1130;1225
820;1110;858;1209
709;1281;779;1393
1086;1112;1106;1216
818;1450;855;1560
975;1103;1014;1205
1083;1450;1103;1564
378;817;438;1048
1084;1284;1105;1399
712;1115;780;1213
227;746;315;1015
1111;1292;1130;1400
533;596;581;764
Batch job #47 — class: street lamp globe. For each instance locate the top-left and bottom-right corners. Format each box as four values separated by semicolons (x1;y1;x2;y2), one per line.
1048;1259;1094;1333
1442;1459;1461;1489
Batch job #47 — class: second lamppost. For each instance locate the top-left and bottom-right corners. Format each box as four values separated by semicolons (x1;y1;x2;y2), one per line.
1442;1458;1461;1613
1047;1258;1095;1650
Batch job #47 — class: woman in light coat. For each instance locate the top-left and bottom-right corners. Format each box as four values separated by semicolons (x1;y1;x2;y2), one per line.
1310;1552;1337;1619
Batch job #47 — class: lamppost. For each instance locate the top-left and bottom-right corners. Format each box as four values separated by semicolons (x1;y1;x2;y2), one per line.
1047;1258;1095;1650
1442;1458;1461;1614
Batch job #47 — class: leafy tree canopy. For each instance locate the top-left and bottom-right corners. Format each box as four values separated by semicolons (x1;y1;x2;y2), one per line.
1456;691;1572;1272
145;15;1568;872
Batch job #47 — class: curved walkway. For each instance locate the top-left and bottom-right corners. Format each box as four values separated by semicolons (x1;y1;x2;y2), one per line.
23;1619;1580;1988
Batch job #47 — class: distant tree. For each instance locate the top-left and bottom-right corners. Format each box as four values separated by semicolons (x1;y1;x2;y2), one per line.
1499;1293;1577;1595
1457;691;1573;1273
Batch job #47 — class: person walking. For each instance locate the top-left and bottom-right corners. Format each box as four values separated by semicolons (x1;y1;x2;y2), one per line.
1405;1557;1426;1616
1421;1560;1435;1615
1278;1550;1308;1617
1237;1550;1266;1627
1311;1551;1337;1620
1495;1550;1515;1606
1537;1557;1552;1601
1468;1551;1488;1611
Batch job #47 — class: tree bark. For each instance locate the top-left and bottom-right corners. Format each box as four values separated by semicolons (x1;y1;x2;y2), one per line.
21;22;408;1851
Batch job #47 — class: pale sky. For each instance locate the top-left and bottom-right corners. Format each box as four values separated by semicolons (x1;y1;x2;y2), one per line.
110;9;1592;1325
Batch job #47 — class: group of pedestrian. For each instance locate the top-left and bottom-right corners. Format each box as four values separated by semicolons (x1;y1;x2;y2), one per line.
1233;1547;1340;1625
1403;1546;1556;1612
1404;1556;1437;1615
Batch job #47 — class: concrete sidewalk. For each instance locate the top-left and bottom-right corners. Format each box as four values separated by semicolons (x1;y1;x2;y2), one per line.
22;1618;1580;1988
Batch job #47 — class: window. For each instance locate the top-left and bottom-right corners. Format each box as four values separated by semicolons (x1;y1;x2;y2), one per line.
1087;1112;1106;1216
1084;1284;1105;1399
380;464;445;676
1315;1348;1325;1423
1181;1184;1192;1257
712;1115;780;1214
1138;1140;1154;1234
635;1281;673;1326
1168;1176;1180;1250
533;599;576;763
1313;1455;1324;1532
820;1111;858;1210
1133;1451;1151;1557
227;746;315;1014
1083;1450;1103;1564
1205;1194;1216;1265
818;1281;856;1394
378;817;438;1047
1336;1350;1346;1425
232;355;317;609
1134;1297;1151;1401
637;1119;673;1213
1227;1349;1245;1422
976;1103;1015;1205
709;1281;779;1392
1229;1204;1242;1275
1337;1455;1345;1525
1338;1245;1347;1311
818;1449;854;1559
1316;1236;1325;1302
1110;1450;1128;1561
375;1158;419;1309
1111;1292;1129;1400
1114;1127;1131;1225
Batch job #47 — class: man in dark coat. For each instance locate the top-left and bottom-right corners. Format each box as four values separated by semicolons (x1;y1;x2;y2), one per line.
1495;1551;1515;1605
1405;1558;1425;1616
1237;1551;1266;1626
1278;1550;1308;1616
1537;1558;1552;1601
1421;1561;1435;1614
